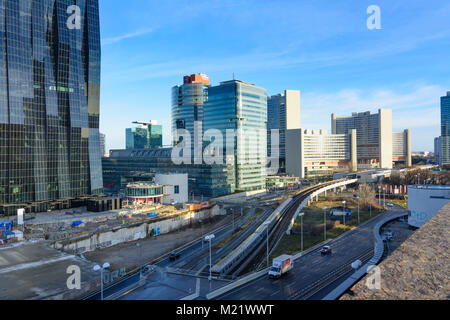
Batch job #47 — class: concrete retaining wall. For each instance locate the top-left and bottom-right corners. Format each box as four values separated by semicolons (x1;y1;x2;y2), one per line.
53;205;224;254
213;189;266;202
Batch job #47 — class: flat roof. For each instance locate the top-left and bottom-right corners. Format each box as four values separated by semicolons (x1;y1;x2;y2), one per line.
408;185;450;190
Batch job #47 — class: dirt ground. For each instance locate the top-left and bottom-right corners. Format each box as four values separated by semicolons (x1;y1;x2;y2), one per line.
84;214;232;271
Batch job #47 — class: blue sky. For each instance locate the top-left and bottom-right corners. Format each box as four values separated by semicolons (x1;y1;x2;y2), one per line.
98;0;450;152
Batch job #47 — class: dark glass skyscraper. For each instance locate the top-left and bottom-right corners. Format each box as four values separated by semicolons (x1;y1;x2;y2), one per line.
441;92;450;165
0;0;102;214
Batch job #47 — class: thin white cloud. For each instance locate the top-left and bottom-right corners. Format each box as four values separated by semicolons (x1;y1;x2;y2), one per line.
101;29;153;45
301;84;444;131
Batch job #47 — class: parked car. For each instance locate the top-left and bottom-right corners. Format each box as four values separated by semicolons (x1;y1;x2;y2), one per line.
143;265;156;274
320;245;332;255
169;251;181;261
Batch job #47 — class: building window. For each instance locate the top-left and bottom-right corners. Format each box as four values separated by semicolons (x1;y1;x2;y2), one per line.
174;185;179;194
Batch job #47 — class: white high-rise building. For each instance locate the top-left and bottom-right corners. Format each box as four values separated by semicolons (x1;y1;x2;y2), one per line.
286;129;357;179
332;109;411;169
267;90;301;174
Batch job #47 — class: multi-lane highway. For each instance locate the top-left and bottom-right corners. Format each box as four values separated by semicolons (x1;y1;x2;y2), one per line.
216;205;406;300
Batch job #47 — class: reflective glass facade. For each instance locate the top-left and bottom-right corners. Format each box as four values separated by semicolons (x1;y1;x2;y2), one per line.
103;148;234;197
171;78;209;148
441;92;450;165
0;0;102;214
204;80;267;191
148;123;162;148
126;127;149;149
126;124;163;149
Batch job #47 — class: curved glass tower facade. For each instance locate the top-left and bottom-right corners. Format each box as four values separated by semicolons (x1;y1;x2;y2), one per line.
0;0;102;214
171;74;209;149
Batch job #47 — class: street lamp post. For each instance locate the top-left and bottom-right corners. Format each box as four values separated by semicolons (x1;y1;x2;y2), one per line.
322;206;327;241
205;234;215;281
299;212;304;253
263;221;271;267
356;196;360;225
383;188;386;207
342;201;346;226
93;262;110;301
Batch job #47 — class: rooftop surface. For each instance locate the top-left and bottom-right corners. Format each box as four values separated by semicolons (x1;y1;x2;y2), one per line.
408;185;450;190
341;202;450;300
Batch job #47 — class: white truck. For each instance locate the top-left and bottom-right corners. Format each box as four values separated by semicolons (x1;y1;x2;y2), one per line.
268;254;294;279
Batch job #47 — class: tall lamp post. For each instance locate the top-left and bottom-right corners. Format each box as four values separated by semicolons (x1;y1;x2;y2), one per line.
356;196;360;225
342;201;346;226
378;186;381;206
205;234;215;281
263;221;271;267
299;212;305;253
93;262;110;301
322;206;327;241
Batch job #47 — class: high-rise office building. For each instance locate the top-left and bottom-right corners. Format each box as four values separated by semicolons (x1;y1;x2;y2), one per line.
204;80;267;191
267;90;301;174
100;133;107;157
440;92;450;166
332;109;412;169
147;121;163;148
126;127;149;149
171;74;210;150
286;129;357;178
0;1;102;215
435;137;442;165
392;129;412;167
126;121;162;149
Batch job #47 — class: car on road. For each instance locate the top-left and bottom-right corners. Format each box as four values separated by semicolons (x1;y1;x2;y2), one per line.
320;245;332;255
169;251;181;261
143;265;156;274
384;230;393;241
387;203;394;207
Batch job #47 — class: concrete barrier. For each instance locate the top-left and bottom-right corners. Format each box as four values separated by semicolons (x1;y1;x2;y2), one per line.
53;206;222;254
206;239;332;300
206;268;269;300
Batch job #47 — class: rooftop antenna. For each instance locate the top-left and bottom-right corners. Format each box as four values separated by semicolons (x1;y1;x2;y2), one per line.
233;72;235;80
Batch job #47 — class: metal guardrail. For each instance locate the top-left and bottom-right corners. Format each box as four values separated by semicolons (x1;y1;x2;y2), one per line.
206;268;270;300
322;212;408;300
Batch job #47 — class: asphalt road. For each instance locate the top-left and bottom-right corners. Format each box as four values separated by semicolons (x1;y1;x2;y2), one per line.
86;205;270;299
217;205;406;300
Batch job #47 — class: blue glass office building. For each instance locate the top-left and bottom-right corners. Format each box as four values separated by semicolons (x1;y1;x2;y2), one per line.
204;80;267;191
441;92;450;165
0;0;102;214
